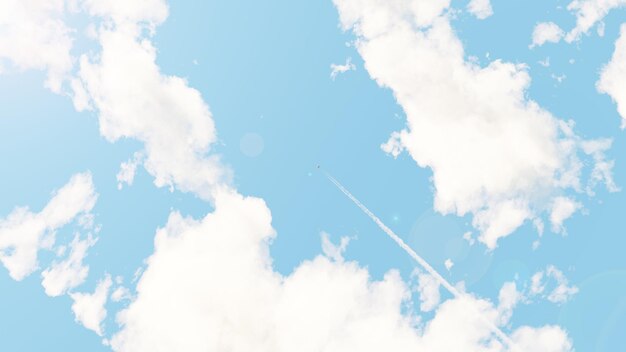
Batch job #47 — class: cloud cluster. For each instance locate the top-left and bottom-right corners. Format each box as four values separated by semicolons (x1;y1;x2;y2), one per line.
72;4;230;200
0;0;74;92
335;0;615;249
0;172;97;281
0;172;110;335
71;275;113;336
530;266;579;304
3;0;228;341
110;190;573;352
598;24;626;128
557;1;626;128
2;0;230;201
525;2;626;127
42;234;98;297
565;0;626;42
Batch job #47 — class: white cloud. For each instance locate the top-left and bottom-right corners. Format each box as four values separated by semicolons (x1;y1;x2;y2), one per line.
530;271;545;295
538;57;551;67
552;73;567;84
444;258;454;270
81;0;168;28
462;231;475;246
330;57;356;80
565;0;626;42
467;0;494;20
532;240;541;250
512;326;573;352
549;197;581;234
0;0;74;92
597;21;606;36
412;0;452;27
545;266;579;304
72;4;230;201
582;139;619;193
415;271;441;312
529;266;578;304
321;231;351;262
333;0;614;249
497;282;521;325
531;22;564;48
70;274;112;336
41;234;97;297
474;200;531;249
534;218;545;236
333;0;450;36
109;189;573;352
0;172;97;280
111;286;132;302
116;152;143;190
598;24;626;129
380;131;404;158
0;0;231;201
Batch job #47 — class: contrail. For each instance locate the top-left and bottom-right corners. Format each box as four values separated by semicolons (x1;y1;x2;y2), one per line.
323;171;519;350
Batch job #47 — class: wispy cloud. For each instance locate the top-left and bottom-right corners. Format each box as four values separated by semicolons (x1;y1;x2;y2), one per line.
330;57;356;80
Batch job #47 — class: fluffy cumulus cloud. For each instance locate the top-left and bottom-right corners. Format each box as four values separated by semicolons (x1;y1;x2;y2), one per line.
598;24;626;128
110;190;572;352
71;0;230;201
565;0;626;42
70;274;112;336
0;0;229;200
42;234;97;297
549;197;581;234
0;172;97;280
0;0;74;92
81;0;168;26
531;22;564;48
497;282;521;325
335;0;615;249
467;0;494;20
415;271;441;312
511;326;573;352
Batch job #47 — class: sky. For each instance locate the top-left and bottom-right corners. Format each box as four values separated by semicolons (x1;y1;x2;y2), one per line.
0;0;625;351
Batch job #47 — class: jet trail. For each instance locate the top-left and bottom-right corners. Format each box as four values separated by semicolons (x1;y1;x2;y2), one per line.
324;171;518;350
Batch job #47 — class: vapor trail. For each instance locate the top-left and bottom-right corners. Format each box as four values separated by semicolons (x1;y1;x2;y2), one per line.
324;171;518;350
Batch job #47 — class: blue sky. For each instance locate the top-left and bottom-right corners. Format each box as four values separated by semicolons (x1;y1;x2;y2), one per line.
0;0;625;351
